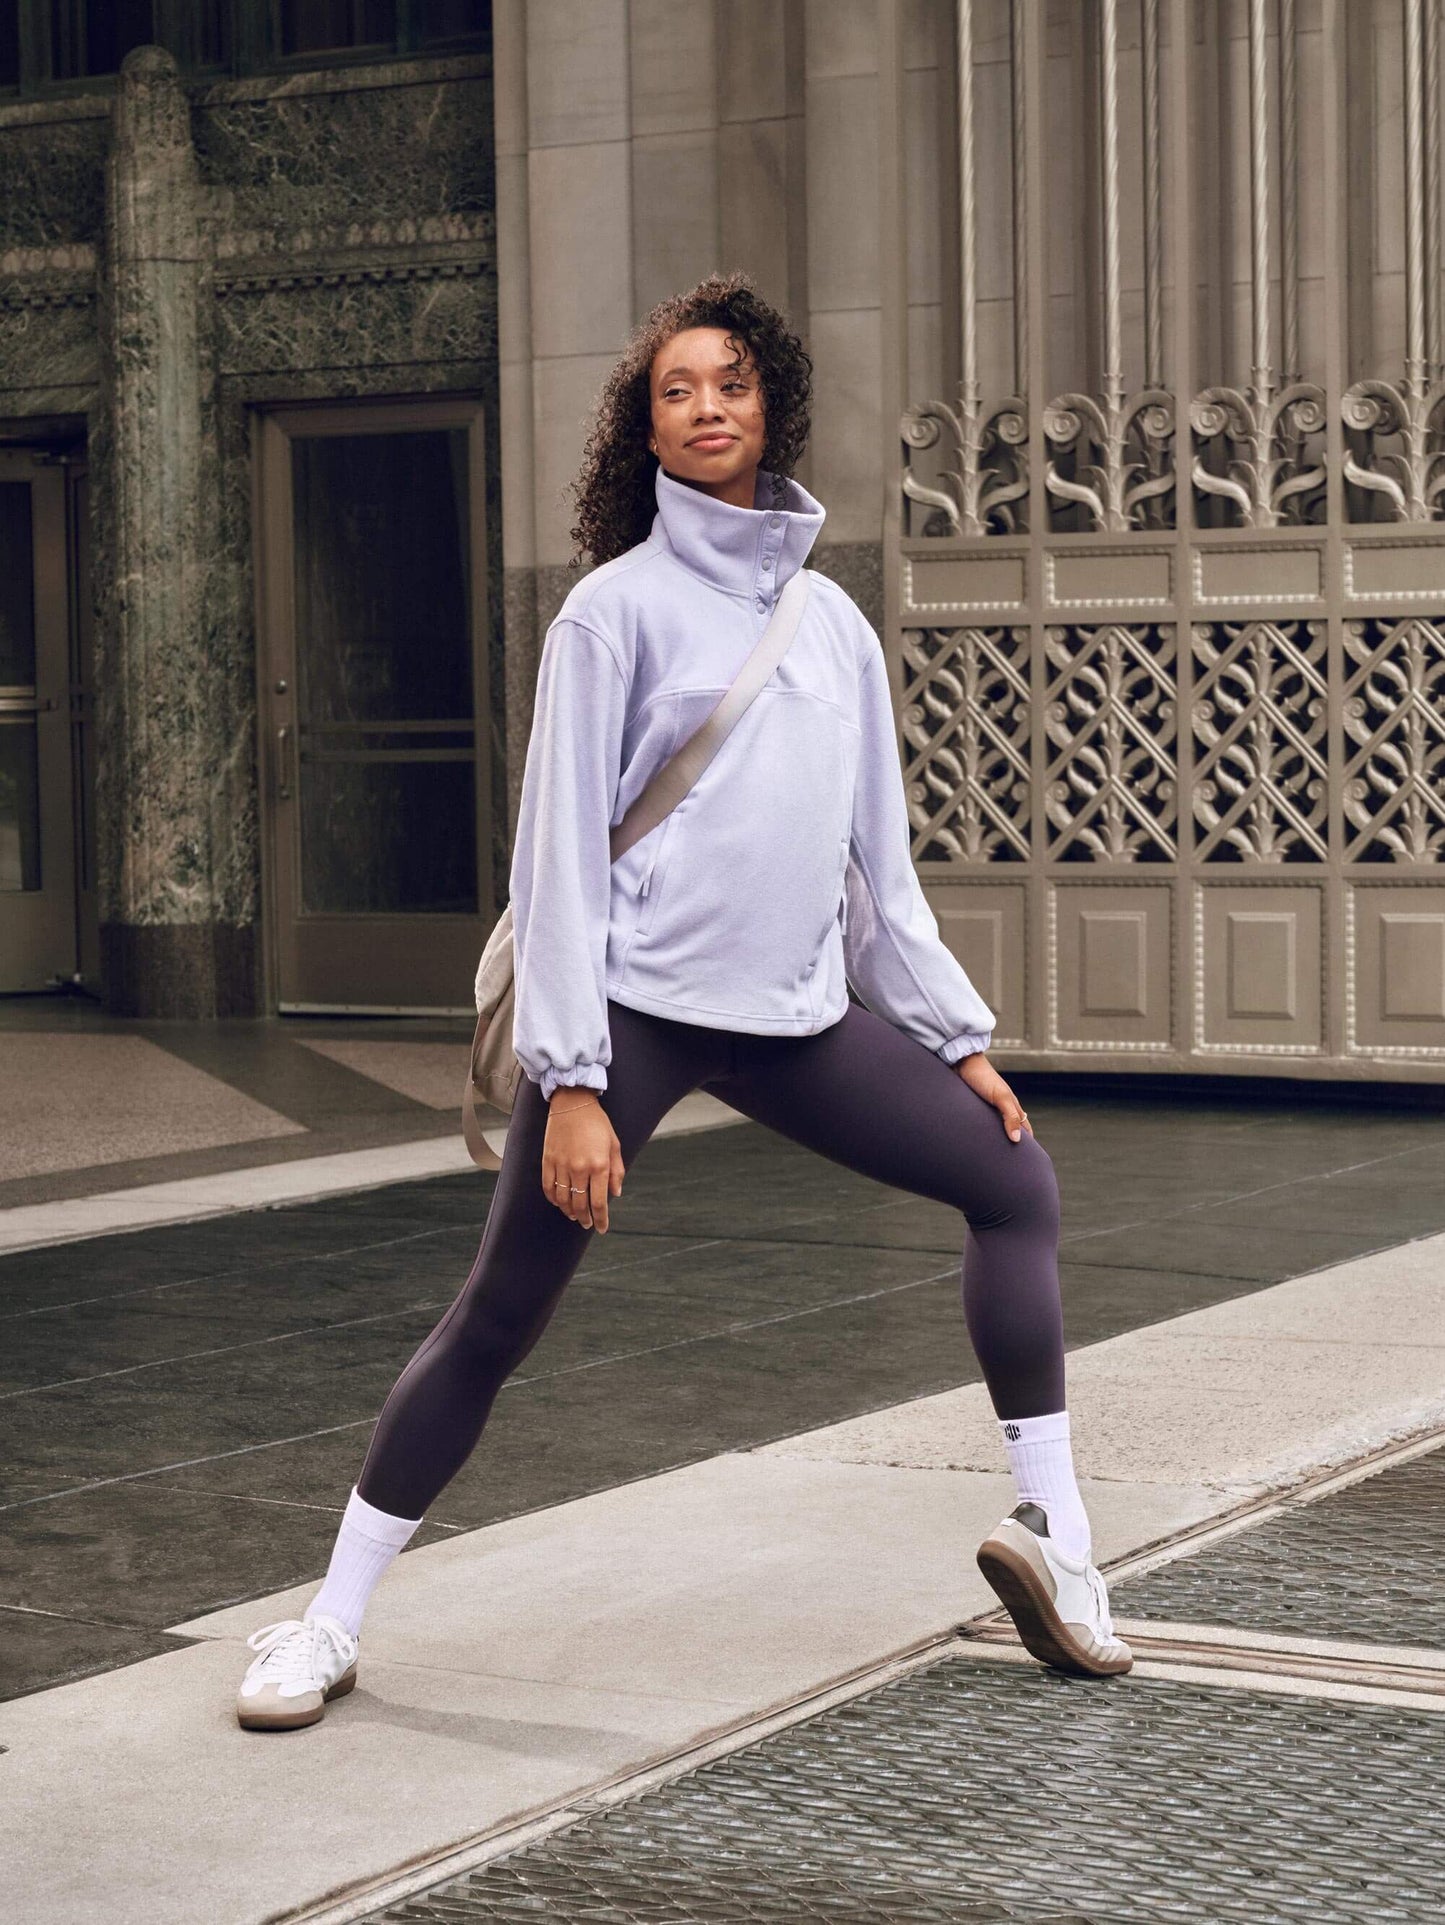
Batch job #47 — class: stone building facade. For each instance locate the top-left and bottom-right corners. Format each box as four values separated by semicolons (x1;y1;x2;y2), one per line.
1;0;884;1026
6;0;1441;1081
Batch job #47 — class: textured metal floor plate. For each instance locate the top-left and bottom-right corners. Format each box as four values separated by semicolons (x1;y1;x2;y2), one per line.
1113;1444;1444;1645
369;1654;1445;1923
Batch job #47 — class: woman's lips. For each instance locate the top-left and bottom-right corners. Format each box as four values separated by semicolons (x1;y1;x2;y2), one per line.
688;435;736;450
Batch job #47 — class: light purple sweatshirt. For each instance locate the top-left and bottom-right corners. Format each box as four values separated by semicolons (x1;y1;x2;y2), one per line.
508;463;997;1101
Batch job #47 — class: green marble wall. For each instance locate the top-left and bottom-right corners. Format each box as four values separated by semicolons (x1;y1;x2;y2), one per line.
0;46;499;1017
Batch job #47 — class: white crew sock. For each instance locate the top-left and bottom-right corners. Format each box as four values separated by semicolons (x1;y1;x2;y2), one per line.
305;1486;423;1637
998;1410;1091;1562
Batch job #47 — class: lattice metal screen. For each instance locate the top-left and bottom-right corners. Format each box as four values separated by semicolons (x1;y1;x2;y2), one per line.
880;0;1445;1079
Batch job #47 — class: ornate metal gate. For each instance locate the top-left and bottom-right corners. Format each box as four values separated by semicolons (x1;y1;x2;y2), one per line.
880;0;1445;1081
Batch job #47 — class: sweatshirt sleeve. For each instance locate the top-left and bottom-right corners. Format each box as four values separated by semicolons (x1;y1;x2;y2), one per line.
508;617;628;1102
842;638;996;1061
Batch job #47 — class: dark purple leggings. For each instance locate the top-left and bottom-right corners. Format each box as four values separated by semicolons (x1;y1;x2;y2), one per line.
356;996;1065;1520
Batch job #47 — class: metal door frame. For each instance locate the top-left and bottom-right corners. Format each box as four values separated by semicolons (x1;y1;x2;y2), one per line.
253;392;493;1015
0;448;80;994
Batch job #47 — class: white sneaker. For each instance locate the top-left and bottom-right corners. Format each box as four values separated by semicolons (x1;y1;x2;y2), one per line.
235;1614;359;1731
976;1503;1133;1678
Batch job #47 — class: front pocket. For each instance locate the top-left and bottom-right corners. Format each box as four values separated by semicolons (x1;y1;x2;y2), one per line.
634;805;683;937
815;831;851;949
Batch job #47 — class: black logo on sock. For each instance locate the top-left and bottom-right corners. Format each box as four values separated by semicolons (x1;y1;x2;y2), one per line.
1003;1422;1021;1442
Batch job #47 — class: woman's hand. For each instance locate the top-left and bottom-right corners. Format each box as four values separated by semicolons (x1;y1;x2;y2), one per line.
542;1090;625;1232
954;1051;1033;1143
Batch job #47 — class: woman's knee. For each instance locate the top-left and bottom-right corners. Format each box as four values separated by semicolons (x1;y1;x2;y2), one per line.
451;1304;541;1384
963;1134;1060;1234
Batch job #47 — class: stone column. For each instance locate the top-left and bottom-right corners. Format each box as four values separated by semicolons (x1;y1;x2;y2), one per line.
96;45;251;1016
801;3;885;629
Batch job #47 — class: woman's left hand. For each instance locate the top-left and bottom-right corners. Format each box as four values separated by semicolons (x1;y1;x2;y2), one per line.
954;1051;1033;1143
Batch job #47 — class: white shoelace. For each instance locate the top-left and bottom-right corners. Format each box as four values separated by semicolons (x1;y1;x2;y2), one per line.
245;1617;353;1686
1085;1567;1116;1641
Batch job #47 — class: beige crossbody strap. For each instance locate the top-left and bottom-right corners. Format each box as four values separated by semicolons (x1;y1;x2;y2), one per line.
606;567;813;861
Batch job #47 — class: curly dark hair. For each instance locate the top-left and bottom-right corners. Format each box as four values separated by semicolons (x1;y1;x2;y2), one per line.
566;270;813;569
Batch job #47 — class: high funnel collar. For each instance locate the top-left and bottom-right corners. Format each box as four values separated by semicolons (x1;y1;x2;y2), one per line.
650;462;825;605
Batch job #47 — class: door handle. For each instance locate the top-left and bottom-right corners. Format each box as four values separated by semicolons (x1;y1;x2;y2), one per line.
276;723;293;800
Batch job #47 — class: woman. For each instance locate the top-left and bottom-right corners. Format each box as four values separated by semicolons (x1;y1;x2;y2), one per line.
236;272;1131;1731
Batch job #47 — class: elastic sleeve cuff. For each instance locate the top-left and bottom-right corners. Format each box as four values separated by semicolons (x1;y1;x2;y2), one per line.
539;1064;609;1103
937;1032;992;1064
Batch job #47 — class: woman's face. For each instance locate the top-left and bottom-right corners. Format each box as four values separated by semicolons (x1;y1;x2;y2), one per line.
647;326;766;505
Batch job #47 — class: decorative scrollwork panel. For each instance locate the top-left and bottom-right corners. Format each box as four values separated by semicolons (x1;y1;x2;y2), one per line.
901;398;1030;539
1342;380;1445;523
1343;617;1445;862
1190;385;1329;530
1044;391;1176;533
1043;624;1177;863
900;626;1031;864
1192;619;1329;862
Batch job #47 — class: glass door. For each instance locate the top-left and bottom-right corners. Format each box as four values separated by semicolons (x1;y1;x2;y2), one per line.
256;399;493;1011
0;455;78;994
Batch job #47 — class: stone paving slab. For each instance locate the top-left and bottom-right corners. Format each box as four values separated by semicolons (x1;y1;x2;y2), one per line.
757;1226;1445;1496
0;1089;741;1254
0;1034;304;1182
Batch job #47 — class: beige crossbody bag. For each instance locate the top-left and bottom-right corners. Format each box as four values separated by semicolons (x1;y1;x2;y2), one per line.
462;567;815;1170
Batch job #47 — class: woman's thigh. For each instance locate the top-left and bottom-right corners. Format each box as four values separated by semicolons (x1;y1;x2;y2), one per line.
489;996;729;1255
717;1001;1057;1228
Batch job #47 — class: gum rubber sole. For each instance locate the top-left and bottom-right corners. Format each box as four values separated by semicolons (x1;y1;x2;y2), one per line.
237;1663;358;1732
976;1541;1133;1679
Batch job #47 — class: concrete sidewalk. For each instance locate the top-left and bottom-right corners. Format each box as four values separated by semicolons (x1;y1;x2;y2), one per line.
4;1227;1443;1925
0;1004;483;1222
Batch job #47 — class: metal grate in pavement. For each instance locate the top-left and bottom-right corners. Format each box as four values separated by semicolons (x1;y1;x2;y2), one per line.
368;1653;1445;1924
1113;1442;1445;1645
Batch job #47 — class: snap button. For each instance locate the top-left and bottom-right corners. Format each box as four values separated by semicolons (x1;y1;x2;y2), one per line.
755;594;767;610
769;516;782;529
761;554;774;569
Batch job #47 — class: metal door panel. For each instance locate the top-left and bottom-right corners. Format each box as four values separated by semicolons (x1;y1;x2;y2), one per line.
1049;883;1174;1052
1347;883;1445;1055
1194;883;1324;1054
929;882;1028;1046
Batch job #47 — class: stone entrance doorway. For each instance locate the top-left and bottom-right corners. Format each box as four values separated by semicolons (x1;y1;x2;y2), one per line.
0;445;94;996
254;397;494;1013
